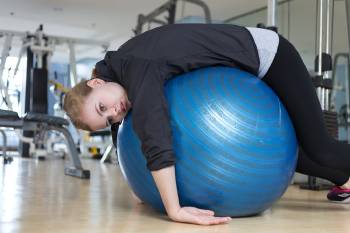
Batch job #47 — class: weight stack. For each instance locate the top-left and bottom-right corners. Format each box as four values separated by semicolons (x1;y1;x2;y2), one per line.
323;110;338;139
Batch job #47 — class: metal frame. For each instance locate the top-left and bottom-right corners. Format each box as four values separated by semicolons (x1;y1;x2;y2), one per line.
0;29;109;48
133;0;212;35
183;0;211;23
0;27;109;108
339;0;350;142
100;143;114;163
347;0;350;57
267;0;277;27
0;35;14;110
299;0;335;191
0;116;90;179
68;42;78;86
331;53;350;141
0;129;12;164
315;0;334;110
223;0;293;24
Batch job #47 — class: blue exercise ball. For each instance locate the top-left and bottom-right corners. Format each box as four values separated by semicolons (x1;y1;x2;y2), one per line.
117;67;298;217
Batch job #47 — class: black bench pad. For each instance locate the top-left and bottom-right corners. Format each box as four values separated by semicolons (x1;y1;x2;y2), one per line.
90;130;111;137
0;109;20;120
0;110;69;127
24;113;69;126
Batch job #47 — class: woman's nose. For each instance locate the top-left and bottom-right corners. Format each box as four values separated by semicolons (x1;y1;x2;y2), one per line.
104;107;119;124
109;105;120;116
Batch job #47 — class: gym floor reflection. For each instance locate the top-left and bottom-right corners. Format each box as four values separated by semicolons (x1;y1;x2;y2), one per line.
1;158;350;233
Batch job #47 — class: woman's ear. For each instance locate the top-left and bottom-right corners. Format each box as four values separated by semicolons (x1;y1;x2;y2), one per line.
87;78;105;88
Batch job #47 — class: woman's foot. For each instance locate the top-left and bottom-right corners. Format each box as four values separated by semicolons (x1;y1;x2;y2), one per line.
327;186;350;203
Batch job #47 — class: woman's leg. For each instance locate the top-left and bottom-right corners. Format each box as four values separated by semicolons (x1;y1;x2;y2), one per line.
263;35;350;178
296;147;349;186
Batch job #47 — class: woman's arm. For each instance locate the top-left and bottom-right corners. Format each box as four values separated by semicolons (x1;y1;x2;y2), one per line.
128;61;231;225
151;166;231;225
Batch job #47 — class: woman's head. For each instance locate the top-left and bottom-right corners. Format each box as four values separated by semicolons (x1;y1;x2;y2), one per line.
63;69;131;131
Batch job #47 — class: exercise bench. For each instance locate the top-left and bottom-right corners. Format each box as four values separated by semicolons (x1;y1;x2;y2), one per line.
0;109;90;179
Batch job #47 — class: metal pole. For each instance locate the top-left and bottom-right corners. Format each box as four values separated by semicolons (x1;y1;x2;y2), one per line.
316;0;325;108
0;35;14;110
168;0;177;24
35;26;44;69
325;0;334;56
12;44;27;78
182;0;212;23
324;0;334;110
0;129;7;160
0;35;12;82
345;0;350;141
68;42;78;86
346;0;350;55
267;0;277;27
317;0;324;77
48;125;83;169
133;0;212;35
0;29;109;48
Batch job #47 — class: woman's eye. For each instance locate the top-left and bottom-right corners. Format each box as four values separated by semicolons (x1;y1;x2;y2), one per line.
99;103;106;112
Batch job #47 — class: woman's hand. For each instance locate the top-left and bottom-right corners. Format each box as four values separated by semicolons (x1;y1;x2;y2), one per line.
168;206;231;225
151;166;230;225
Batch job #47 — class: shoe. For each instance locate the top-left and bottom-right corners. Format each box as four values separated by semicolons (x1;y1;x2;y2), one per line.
327;186;350;203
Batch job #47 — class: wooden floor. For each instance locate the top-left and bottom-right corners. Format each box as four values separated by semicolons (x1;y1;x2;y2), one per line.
1;158;350;233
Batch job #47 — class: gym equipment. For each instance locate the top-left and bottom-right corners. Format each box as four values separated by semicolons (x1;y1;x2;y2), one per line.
223;0;290;26
133;0;211;35
0;128;13;164
117;67;298;217
331;53;350;142
0;109;90;179
257;0;279;33
330;1;350;143
0;25;109;158
87;130;112;160
300;0;338;190
0;25;109;180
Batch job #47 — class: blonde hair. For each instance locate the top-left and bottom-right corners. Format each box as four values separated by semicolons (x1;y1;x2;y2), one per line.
63;68;99;131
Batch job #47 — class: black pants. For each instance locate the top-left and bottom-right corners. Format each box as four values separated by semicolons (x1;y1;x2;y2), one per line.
263;35;349;186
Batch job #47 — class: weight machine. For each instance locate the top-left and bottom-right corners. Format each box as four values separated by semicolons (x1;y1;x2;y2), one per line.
133;0;211;35
0;25;109;178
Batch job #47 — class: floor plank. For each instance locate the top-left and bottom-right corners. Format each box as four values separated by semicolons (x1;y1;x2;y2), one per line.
1;158;350;233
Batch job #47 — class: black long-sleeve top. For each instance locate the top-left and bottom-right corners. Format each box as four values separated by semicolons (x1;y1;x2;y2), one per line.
95;24;260;171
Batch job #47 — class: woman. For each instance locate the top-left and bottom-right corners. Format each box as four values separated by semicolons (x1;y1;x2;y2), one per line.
63;24;350;225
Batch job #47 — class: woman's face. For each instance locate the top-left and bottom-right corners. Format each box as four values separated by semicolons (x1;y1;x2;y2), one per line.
80;78;131;131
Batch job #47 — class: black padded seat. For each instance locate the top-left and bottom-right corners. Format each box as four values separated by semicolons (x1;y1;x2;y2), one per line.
0;109;20;120
90;130;111;137
24;113;69;126
0;110;89;179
